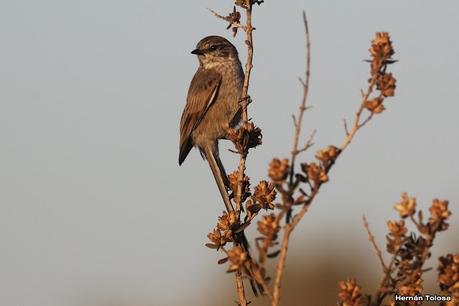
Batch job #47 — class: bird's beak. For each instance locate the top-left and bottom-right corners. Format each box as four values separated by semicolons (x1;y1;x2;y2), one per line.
191;48;203;55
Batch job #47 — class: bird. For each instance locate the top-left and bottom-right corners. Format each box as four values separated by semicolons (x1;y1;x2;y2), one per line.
179;36;264;296
179;35;244;213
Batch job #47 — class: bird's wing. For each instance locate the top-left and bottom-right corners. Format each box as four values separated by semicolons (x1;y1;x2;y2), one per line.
179;68;222;165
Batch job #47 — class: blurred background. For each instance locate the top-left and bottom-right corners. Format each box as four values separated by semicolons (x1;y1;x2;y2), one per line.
1;0;458;305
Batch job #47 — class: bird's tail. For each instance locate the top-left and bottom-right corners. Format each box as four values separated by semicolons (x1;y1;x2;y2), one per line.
203;146;234;213
204;146;264;296
238;231;265;296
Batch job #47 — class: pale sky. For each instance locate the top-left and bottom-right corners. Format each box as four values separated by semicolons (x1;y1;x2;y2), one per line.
1;1;458;306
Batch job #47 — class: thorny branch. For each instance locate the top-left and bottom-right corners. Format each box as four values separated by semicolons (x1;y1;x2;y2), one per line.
234;2;255;305
363;215;388;273
289;11;312;187
271;25;398;306
235;0;254;217
339;194;453;306
272;11;312;306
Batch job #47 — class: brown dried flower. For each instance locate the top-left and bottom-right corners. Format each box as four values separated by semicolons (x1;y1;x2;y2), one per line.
227;122;262;156
235;0;249;8
394;192;417;218
207;229;226;248
376;73;397;97
387;220;408;237
365;97;385;114
257;213;279;238
228;170;251;200
386;219;408;253
429;199;451;222
438;253;459;301
245;199;261;220
252;180;276;209
268;158;289;183
338;279;365;306
397;278;423;305
217;211;237;231
369;32;395;75
226;246;248;272
428;199;451;232
315;146;340;168
302;162;328;185
370;32;394;60
206;211;239;249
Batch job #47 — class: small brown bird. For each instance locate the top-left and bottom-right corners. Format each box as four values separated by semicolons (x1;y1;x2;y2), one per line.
179;36;244;213
179;36;263;295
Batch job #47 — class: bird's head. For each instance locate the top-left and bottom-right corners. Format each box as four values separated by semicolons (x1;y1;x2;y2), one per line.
191;36;239;68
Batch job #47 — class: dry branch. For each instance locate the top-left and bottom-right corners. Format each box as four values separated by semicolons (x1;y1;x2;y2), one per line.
271;22;397;306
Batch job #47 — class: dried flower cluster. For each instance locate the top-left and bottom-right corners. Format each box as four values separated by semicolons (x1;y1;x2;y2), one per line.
209;6;242;37
252;181;277;210
341;194;454;306
438;254;459;304
206;211;238;249
429;199;451;232
256;213;280;265
228;170;251;202
301;161;329;185
369;32;395;75
394;192;416;218
338;279;365;306
227;122;262;157
226;246;248;272
364;32;397;115
268;158;289;183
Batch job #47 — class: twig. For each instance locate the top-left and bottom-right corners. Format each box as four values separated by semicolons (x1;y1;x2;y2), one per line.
288;11;312;186
294;129;316;155
273;15;385;306
234;1;255;215
373;248;398;305
273;73;379;306
208;8;247;31
339;78;377;151
409;214;421;230
236;271;247;306
343;119;350;136
363;215;387;272
272;184;321;306
234;3;255;304
272;12;311;306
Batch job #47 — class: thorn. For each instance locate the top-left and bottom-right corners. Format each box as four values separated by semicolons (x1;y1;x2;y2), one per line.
343;119;350;136
292;115;297;128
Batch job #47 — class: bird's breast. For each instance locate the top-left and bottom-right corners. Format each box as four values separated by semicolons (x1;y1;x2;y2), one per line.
192;64;243;147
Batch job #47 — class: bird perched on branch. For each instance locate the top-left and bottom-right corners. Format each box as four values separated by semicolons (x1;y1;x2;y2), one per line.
179;36;244;213
179;35;263;297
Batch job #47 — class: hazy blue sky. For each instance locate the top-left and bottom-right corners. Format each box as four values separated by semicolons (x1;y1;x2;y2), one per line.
1;1;458;306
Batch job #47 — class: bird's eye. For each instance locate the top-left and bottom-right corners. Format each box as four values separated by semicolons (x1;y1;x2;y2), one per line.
209;45;218;51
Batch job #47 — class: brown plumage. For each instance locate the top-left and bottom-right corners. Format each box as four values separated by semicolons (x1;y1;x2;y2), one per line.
179;36;263;296
179;36;244;213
